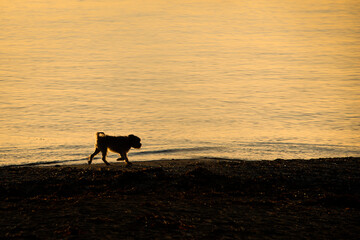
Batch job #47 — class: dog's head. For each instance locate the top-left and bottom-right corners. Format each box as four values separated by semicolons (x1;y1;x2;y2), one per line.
128;134;142;149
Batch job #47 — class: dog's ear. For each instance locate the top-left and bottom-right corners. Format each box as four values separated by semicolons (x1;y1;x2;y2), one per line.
128;134;138;141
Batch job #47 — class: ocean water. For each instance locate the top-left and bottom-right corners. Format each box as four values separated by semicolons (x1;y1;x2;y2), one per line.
1;0;359;166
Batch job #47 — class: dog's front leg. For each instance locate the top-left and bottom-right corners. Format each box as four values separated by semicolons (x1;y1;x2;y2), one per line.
122;152;131;165
116;154;125;161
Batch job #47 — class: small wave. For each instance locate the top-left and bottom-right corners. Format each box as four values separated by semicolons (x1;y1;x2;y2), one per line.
3;158;88;167
239;141;359;148
131;146;221;156
36;144;89;151
0;147;19;152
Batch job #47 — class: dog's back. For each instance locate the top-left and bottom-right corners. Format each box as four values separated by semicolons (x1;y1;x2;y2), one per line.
95;132;130;151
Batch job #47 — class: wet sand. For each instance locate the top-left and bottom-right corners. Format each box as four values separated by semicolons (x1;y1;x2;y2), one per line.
1;157;359;239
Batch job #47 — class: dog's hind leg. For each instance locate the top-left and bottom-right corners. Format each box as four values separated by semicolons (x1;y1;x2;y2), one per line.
88;148;100;164
101;148;110;165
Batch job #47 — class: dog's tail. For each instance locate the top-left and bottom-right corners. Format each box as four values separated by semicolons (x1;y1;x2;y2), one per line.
96;132;106;138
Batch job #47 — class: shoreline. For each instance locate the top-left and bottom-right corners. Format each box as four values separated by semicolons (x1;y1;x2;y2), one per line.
2;155;359;168
1;157;359;239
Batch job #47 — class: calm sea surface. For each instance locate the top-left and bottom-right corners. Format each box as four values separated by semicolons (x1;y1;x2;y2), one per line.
1;0;359;166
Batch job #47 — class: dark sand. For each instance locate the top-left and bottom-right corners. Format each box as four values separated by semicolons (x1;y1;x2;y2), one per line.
1;157;359;239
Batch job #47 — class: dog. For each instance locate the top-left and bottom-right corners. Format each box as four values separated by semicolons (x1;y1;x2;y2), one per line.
88;132;142;165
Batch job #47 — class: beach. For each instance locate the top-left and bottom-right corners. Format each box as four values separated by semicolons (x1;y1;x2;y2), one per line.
1;157;359;239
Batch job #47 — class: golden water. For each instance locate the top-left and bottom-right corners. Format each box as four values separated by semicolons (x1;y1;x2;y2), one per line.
1;0;359;165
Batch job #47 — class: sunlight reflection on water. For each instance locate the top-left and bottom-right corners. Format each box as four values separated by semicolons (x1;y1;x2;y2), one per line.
0;0;359;165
